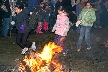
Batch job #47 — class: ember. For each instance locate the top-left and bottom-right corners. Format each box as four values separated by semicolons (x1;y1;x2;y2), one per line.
18;42;64;72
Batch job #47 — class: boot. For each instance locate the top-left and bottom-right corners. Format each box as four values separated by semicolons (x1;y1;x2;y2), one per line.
44;22;49;31
36;26;43;33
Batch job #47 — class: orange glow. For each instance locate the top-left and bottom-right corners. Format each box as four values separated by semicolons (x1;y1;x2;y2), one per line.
18;42;63;72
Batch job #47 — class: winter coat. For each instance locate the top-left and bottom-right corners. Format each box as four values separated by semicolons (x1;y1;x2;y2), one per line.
78;7;96;27
14;10;30;33
43;8;52;22
52;13;70;36
36;6;44;22
68;4;77;23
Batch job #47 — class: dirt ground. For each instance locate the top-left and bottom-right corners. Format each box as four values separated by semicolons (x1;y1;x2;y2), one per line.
0;27;108;72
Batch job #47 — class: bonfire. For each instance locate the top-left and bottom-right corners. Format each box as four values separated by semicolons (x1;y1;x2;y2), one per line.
17;42;64;72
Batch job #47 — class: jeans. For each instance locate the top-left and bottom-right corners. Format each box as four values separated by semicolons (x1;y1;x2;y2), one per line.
2;18;10;37
16;32;32;49
77;25;91;49
54;34;67;53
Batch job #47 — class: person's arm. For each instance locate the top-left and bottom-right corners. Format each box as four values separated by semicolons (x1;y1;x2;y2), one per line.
64;18;70;36
65;18;70;32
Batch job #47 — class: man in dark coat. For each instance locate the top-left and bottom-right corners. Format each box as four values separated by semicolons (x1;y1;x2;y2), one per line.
0;0;11;37
55;0;63;16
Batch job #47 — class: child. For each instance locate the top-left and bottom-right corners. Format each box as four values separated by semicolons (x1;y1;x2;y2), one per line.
36;2;44;33
52;6;70;56
11;4;36;54
43;3;52;32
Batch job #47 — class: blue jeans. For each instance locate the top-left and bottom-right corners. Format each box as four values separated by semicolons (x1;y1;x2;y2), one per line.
2;18;10;37
54;34;67;53
77;25;91;49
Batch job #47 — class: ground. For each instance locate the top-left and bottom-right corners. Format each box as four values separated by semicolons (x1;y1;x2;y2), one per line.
0;27;108;72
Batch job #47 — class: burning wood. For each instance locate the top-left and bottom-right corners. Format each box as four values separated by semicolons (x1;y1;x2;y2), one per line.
4;42;65;72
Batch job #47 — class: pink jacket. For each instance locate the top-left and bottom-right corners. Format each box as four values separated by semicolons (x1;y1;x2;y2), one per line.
52;13;70;36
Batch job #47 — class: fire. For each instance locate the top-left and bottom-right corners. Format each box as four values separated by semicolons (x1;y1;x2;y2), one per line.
18;42;64;72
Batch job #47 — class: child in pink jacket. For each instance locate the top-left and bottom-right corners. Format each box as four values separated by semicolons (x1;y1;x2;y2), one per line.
52;6;70;56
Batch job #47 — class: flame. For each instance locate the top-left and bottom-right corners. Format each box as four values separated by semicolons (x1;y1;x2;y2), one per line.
18;42;64;72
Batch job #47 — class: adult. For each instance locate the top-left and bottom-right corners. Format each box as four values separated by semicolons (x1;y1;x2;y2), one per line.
44;0;54;11
100;1;108;28
0;0;11;37
77;0;85;15
77;1;96;52
69;0;77;23
55;0;63;16
94;0;102;28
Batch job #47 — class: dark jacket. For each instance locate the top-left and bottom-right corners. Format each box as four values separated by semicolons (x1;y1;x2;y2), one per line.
14;10;30;33
36;6;44;22
43;8;52;22
0;0;11;18
68;5;77;23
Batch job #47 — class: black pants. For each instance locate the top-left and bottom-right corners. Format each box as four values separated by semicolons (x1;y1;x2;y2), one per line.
16;32;32;49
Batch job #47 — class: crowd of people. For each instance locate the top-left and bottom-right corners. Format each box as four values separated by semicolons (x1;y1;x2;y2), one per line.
0;0;108;36
0;0;108;55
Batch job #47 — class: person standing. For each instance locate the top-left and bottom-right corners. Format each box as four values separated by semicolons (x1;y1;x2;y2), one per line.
94;0;102;28
77;1;96;52
0;0;11;37
77;0;85;15
55;0;63;16
35;2;45;33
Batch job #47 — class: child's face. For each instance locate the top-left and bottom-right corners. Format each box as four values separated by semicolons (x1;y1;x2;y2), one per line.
14;7;22;14
58;10;64;14
46;6;49;9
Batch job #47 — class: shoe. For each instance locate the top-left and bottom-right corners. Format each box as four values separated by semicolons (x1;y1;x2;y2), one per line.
21;47;28;55
77;48;81;52
87;47;91;50
94;26;97;28
98;26;102;28
31;42;36;51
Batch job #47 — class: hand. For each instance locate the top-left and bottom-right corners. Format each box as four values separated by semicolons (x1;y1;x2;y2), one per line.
78;19;81;21
72;11;76;14
11;21;15;25
69;22;73;26
63;32;67;36
87;21;90;24
52;30;55;32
